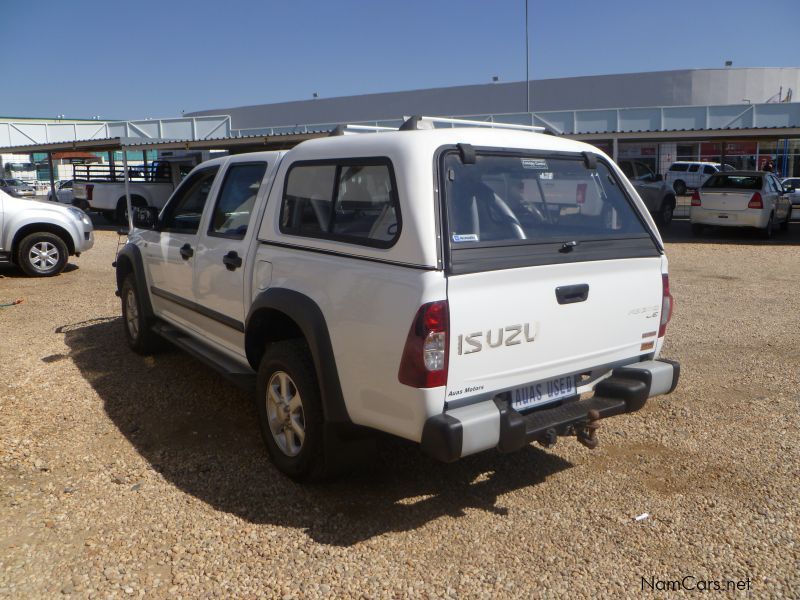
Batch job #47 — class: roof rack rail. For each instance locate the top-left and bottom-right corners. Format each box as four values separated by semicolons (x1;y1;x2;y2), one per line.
329;123;399;136
400;115;545;132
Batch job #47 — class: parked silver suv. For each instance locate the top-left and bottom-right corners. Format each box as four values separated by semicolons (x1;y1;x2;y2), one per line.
0;178;36;198
617;160;677;227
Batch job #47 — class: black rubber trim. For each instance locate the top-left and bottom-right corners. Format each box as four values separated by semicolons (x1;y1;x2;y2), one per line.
594;374;649;412
0;251;11;264
150;286;245;333
420;413;463;463
247;288;350;424
256;239;437;271
115;243;155;321
658;358;681;393
493;395;526;453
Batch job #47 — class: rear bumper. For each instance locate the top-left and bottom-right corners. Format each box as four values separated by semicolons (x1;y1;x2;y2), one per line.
421;359;680;463
690;207;769;228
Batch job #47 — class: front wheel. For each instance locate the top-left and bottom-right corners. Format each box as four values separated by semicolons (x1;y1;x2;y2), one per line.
120;273;162;354
256;340;327;481
16;232;68;277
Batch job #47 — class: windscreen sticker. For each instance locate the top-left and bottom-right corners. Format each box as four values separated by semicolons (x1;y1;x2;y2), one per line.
452;233;480;242
521;158;548;170
538;171;554;180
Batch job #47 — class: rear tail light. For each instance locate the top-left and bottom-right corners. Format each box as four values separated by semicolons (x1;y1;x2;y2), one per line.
747;192;763;209
398;300;449;388
86;184;94;201
576;183;587;204
658;274;673;338
691;190;701;206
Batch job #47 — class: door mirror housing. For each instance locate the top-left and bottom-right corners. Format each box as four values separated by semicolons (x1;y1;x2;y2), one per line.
132;206;160;230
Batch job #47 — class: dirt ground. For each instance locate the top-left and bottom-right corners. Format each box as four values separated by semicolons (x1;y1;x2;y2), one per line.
1;220;798;598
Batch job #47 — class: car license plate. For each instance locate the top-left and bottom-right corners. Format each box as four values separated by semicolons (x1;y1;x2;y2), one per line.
511;374;577;412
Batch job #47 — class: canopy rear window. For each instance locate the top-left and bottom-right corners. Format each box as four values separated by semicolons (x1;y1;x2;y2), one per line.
441;150;659;274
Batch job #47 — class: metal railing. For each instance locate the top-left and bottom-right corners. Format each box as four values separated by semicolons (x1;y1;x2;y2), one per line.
73;162;171;184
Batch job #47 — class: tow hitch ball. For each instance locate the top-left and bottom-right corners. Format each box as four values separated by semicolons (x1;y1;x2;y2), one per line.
576;409;601;450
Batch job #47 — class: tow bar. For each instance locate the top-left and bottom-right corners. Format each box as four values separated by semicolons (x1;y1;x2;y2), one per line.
575;409;600;449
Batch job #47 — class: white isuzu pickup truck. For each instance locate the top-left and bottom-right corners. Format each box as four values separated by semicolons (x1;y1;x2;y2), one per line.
115;117;680;481
73;155;199;223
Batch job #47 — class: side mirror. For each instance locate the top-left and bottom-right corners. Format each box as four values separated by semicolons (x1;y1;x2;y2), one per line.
653;173;663;182
132;206;159;230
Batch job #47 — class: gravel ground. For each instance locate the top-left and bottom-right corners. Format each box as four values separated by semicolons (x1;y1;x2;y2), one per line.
1;219;798;598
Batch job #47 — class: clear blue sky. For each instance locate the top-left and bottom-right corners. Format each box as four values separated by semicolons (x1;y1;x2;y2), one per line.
4;0;798;121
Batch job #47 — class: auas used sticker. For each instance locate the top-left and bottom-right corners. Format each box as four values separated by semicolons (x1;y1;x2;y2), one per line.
452;233;480;242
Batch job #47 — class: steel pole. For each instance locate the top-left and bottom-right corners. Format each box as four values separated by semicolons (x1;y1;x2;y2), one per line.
122;149;132;232
525;0;529;115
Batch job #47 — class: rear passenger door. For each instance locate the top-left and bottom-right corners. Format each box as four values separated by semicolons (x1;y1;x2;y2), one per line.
687;163;701;188
193;159;271;352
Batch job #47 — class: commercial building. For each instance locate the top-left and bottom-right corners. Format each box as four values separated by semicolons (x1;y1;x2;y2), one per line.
187;67;800;178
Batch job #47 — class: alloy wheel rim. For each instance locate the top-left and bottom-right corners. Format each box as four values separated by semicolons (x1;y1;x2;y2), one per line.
266;371;305;457
29;241;59;272
125;289;139;339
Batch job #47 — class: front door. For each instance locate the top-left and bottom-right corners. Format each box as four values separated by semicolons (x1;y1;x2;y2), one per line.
142;166;220;332
193;159;271;354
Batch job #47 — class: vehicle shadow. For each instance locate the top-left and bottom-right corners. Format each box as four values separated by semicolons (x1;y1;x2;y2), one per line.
0;263;79;279
661;218;800;245
60;316;573;546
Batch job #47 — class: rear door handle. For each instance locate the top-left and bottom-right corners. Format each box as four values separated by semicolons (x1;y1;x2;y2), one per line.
222;250;243;271
179;243;193;260
555;283;589;305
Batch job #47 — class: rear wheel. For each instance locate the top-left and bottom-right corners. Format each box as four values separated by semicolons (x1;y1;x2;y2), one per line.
673;180;687;196
762;213;774;239
115;195;147;225
779;207;791;231
16;232;68;277
256;340;327;481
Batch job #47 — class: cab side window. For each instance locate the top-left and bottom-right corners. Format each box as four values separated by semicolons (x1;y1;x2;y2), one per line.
161;167;219;234
688;164;700;173
703;165;717;174
209;162;267;238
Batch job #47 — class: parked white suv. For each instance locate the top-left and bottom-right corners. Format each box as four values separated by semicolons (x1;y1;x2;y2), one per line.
665;161;734;195
115;118;680;481
0;191;94;276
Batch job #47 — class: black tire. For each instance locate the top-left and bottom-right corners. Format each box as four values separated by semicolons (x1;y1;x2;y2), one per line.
16;232;68;277
120;273;162;354
255;340;327;481
779;207;791;231
691;223;704;236
762;213;774;239
115;196;146;225
657;196;676;227
673;180;687;196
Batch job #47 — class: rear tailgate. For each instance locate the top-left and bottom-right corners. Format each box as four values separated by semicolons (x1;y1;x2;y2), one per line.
447;258;663;404
72;181;89;200
700;189;754;211
441;149;663;408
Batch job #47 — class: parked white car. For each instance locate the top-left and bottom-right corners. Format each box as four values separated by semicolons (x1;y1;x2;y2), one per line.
665;162;734;195
116;117;680;481
690;171;792;238
0;191;94;276
781;177;800;207
47;179;75;204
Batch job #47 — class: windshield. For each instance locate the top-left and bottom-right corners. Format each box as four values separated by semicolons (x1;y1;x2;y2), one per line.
443;152;650;247
703;174;762;190
6;179;25;186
